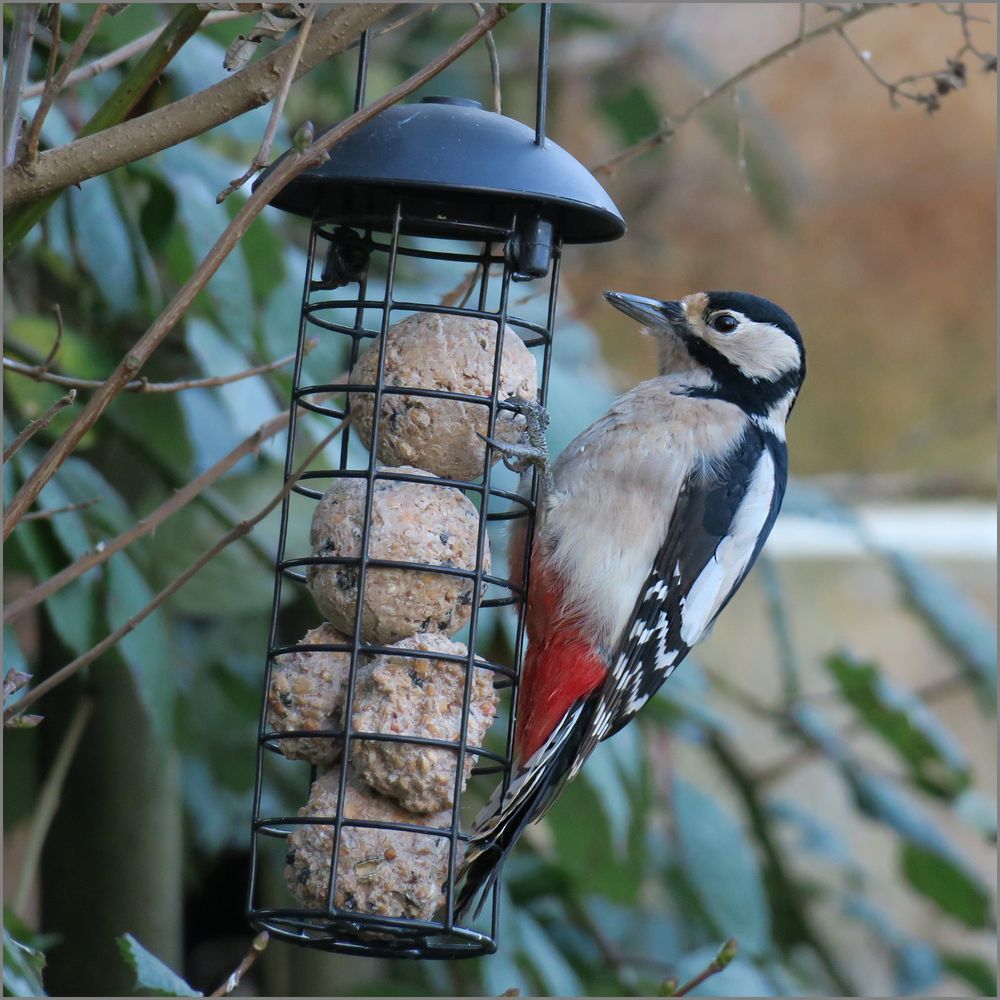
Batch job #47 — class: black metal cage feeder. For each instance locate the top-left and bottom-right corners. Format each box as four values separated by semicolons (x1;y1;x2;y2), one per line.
246;5;624;960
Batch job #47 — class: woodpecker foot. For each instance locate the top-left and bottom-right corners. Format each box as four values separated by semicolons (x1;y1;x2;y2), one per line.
479;396;552;492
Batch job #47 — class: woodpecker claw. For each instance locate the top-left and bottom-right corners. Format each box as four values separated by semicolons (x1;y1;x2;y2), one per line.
478;396;552;492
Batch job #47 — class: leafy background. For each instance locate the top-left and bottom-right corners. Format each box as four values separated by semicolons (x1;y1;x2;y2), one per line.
3;3;996;996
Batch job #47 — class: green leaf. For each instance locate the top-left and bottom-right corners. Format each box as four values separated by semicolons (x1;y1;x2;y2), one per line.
68;175;139;316
7;510;97;657
883;551;997;701
185;318;281;439
116;933;201;997
940;951;997;996
672;777;771;957
954;788;997;842
767;800;860;873
105;555;174;749
596;80;662;146
165;165;256;344
848;768;962;860
901;842;993;929
516;910;583;997
824;650;969;797
3;918;47;997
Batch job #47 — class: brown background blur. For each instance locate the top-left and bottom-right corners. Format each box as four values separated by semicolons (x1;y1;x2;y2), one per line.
550;2;995;496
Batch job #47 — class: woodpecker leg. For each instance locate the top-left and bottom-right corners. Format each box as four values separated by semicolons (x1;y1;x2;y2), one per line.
479;396;553;495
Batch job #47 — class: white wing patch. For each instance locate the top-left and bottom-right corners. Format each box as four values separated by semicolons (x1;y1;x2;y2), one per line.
679;449;776;645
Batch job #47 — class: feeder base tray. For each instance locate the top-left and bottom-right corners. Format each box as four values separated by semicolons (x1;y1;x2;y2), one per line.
248;909;497;960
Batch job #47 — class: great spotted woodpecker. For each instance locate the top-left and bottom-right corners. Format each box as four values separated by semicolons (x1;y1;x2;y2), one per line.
456;289;806;917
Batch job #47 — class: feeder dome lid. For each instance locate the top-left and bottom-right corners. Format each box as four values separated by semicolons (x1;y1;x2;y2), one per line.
254;96;626;243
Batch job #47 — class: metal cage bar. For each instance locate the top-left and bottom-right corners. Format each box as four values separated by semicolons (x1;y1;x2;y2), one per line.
246;199;562;959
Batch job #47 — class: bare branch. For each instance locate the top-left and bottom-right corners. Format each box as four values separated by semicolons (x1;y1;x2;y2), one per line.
4;417;349;722
21;497;100;522
41;303;65;374
591;4;875;178
3;4;507;540
3;389;77;463
210;932;270;997
11;698;94;914
3;375;345;625
3;4;41;166
836;5;996;114
662;940;738;996
2;339;313;394
471;3;502;113
22;4;112;167
3;4;398;211
217;6;317;203
20;10;251;100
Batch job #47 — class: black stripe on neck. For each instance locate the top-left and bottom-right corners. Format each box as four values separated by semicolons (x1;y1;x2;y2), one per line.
678;334;800;416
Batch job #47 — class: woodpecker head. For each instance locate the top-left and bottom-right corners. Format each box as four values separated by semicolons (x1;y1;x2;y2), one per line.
603;289;805;422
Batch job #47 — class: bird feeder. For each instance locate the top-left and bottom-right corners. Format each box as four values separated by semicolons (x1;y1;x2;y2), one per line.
246;5;625;959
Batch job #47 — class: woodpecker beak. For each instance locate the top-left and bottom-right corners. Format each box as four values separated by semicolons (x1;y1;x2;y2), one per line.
603;292;686;332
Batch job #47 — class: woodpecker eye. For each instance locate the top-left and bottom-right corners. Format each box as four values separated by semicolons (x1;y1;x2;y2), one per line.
708;312;739;334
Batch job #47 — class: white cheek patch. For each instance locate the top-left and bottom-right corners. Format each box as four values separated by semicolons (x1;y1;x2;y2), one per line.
679;450;776;645
710;322;801;381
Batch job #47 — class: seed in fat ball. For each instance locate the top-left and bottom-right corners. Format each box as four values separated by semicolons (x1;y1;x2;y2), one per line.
350;633;499;813
306;468;490;644
350;312;538;482
266;623;350;765
284;765;450;920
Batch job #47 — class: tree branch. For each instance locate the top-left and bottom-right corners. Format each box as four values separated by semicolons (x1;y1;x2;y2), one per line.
4;417;348;723
22;4;111;167
3;389;77;463
661;939;738;996
11;698;94;915
2;339;312;394
21;497;100;522
3;411;285;623
4;3;211;254
591;3;875;178
216;5;317;203
3;4;396;213
2;4;41;166
3;376;346;626
3;3;507;540
210;932;270;997
20;10;252;100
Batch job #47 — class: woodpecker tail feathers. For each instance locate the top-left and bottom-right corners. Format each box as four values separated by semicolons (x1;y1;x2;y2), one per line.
454;698;595;920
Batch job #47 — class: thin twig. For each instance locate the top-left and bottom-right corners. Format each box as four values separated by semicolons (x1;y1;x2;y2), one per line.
21;11;250;100
2;376;339;623
3;4;508;541
3;4;41;166
217;5;316;203
11;698;94;915
4;419;348;722
661;939;738;996
2;340;313;394
3;390;77;464
22;4;112;166
470;3;501;113
591;3;874;178
32;5;62;156
3;5;390;216
210;931;270;997
21;497;100;522
42;303;65;373
2;404;289;623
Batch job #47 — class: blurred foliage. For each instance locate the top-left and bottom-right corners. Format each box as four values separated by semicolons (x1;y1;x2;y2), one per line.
3;4;996;997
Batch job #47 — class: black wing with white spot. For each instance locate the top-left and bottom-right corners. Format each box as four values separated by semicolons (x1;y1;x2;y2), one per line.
573;427;786;772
